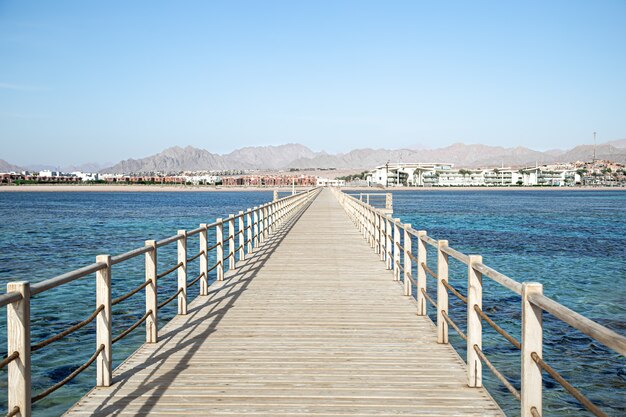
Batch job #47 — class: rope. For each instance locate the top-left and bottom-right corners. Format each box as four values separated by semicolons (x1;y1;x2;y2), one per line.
531;352;609;417
32;344;105;403
405;271;417;286
530;407;541;417
207;260;221;273
112;311;152;344
31;305;104;352
474;305;521;349
421;262;437;279
6;406;19;417
395;260;404;271
186;250;204;263
158;288;183;309
0;352;19;370
156;262;183;279
112;280;151;306
207;242;221;251
406;251;418;262
474;344;521;401
187;272;205;288
442;311;467;340
442;280;468;304
421;288;436;308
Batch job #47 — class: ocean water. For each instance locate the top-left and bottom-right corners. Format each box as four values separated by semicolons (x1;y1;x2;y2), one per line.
0;190;624;416
0;191;272;416
389;189;626;417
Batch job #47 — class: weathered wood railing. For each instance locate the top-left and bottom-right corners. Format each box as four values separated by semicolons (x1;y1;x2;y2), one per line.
0;187;320;417
333;188;626;417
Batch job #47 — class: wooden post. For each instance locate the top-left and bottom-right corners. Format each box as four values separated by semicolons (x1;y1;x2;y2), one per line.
7;281;31;417
253;207;259;248
216;218;224;281
393;219;401;280
378;214;385;261
416;231;427;315
273;190;278;201
199;224;209;296
96;254;112;387
262;206;268;242
437;240;449;344
145;240;157;343
386;216;392;270
521;282;543;417
403;225;412;296
177;230;187;315
467;255;483;387
386;192;393;211
246;209;252;254
228;215;235;271
238;211;245;261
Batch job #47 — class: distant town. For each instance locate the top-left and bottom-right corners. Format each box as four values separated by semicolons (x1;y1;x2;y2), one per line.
1;158;624;188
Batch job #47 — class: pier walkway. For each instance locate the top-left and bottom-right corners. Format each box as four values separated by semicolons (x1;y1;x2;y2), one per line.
64;189;503;416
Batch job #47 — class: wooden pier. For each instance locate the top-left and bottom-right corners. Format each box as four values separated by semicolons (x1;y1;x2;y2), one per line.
1;187;624;417
63;189;502;416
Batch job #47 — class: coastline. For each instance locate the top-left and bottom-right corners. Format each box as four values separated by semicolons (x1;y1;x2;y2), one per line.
0;184;304;192
0;184;623;192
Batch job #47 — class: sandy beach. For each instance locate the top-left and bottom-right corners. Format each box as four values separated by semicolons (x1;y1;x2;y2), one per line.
0;184;308;192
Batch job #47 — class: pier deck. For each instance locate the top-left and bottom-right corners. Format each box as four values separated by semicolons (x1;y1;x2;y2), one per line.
64;189;503;416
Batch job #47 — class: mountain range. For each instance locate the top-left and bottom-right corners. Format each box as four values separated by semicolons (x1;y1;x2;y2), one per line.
2;139;625;174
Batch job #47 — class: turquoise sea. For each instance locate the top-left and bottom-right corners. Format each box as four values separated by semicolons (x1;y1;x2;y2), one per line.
0;189;624;416
390;189;625;417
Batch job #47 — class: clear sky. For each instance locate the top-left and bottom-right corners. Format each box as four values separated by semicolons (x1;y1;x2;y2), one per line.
1;1;625;166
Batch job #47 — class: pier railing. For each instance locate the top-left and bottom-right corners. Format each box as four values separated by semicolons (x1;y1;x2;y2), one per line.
333;188;626;417
0;187;320;417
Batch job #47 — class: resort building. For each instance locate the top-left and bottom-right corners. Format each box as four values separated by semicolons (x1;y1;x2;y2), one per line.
366;163;455;187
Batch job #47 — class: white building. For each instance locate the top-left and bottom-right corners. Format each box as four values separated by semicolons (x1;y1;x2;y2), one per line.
184;174;221;185
71;171;101;182
367;163;455;187
317;178;345;187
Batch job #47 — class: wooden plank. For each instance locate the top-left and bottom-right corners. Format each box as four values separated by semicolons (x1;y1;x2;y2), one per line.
64;189;504;417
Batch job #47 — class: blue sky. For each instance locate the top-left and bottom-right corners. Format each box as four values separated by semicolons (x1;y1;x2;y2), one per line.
1;1;625;166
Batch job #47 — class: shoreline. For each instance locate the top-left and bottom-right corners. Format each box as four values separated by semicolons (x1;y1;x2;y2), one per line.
0;184;305;192
0;184;623;192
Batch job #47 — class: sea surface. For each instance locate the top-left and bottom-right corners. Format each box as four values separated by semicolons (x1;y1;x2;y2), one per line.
0;189;624;416
388;189;625;417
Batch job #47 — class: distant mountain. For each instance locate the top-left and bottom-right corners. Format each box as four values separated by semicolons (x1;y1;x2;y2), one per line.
43;136;626;174
224;143;319;170
0;159;23;172
63;162;111;173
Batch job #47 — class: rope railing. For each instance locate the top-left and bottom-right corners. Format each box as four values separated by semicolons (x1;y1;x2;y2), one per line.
156;262;183;280
474;344;521;401
207;241;221;251
421;288;436;308
112;280;151;306
31;305;104;353
474;305;521;350
0;188;322;416
421;262;437;280
335;188;626;417
0;352;19;370
187;272;205;288
207;260;221;273
442;280;467;304
442;311;466;341
32;344;105;403
531;352;609;417
158;288;183;310
6;406;20;417
186;250;204;263
112;311;152;344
